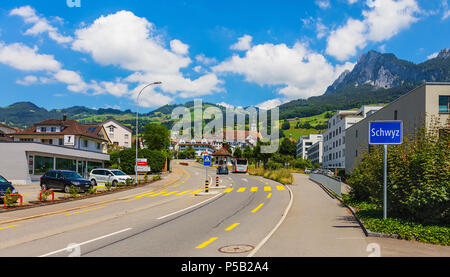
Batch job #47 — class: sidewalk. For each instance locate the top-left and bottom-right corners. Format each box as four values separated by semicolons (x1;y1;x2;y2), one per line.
256;173;368;257
255;173;450;257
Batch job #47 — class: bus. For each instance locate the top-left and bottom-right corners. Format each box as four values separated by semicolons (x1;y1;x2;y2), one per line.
233;158;248;173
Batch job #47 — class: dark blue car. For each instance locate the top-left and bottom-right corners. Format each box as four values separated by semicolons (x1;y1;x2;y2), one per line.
0;175;17;203
40;170;92;193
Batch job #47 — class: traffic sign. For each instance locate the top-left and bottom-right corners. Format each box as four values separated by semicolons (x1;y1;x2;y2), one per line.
369;121;403;145
203;155;212;167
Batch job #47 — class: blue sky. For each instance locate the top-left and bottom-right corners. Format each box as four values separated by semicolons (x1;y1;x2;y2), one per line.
0;0;448;112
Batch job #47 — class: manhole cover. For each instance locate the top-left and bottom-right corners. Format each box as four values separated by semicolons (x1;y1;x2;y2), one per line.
218;244;254;254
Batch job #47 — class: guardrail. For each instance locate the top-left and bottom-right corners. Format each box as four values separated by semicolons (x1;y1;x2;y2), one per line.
3;194;23;207
309;173;342;197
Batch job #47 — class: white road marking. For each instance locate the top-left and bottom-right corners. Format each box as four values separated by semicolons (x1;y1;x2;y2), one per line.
157;193;222;220
38;228;132;257
242;178;248;182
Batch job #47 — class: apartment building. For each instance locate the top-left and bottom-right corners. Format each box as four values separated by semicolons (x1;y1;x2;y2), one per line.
322;106;383;170
296;134;323;160
307;140;323;165
102;118;132;148
345;82;450;174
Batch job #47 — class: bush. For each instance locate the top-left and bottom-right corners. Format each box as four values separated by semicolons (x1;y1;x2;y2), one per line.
153;175;161;181
347;118;450;225
139;149;167;173
87;186;97;195
69;185;80;198
264;160;282;170
105;182;112;191
4;188;18;207
40;191;51;202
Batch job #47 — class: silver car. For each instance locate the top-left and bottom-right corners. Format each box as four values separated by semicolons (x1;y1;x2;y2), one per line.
89;168;132;186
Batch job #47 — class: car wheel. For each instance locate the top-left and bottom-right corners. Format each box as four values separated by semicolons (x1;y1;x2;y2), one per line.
112;180;118;187
41;184;47;191
64;185;70;193
91;179;97;186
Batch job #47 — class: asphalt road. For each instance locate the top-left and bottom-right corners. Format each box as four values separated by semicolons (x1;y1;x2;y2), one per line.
0;161;290;257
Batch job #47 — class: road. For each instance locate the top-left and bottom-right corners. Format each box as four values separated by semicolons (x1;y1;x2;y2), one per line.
0;161;290;257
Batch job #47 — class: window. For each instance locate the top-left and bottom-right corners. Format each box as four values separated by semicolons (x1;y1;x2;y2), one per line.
83;140;88;147
51;127;56;132
34;156;54;175
41;127;47;132
97;143;101;150
124;134;129;139
59;139;64;145
109;127;115;133
439;96;450;113
56;158;76;171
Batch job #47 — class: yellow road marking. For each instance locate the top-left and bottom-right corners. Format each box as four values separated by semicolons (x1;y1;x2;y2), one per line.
162;191;179;196
251;203;264;213
265;182;269;185
251;187;258;192
277;186;285;191
0;225;19;230
225;223;240;231
66;206;105;216
237;187;246;192
172;184;180;188
264;186;272;191
190;189;202;195
146;191;166;197
267;193;272;199
177;190;190;195
224;188;233;193
196;237;218;249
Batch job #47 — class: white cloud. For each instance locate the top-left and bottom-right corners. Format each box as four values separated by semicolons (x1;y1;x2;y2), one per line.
214;42;355;100
72;10;223;107
216;102;234;109
427;51;439;59
326;0;420;61
16;75;38;85
195;54;217;65
443;0;450;20
257;98;283;110
316;20;329;39
170;39;189;55
0;42;61;71
316;0;331;9
348;0;358;4
230;35;253;51
10;6;72;44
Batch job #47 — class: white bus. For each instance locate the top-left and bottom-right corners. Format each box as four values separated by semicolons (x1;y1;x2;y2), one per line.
233;158;248;173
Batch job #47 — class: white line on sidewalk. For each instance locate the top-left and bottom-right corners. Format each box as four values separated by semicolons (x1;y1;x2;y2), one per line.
38;228;132;257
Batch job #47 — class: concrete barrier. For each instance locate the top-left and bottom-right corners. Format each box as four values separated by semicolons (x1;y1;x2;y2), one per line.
309;173;342;197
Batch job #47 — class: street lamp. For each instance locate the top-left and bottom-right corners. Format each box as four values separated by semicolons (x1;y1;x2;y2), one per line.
135;81;162;184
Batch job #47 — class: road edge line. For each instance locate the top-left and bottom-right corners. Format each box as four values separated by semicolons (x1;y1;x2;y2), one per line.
247;182;294;257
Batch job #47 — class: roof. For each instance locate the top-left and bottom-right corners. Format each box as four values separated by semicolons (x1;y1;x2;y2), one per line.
0;123;20;132
179;143;215;148
13;119;110;142
212;146;232;157
102;118;133;132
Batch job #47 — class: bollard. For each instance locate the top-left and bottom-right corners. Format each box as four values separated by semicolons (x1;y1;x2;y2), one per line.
216;176;219;187
205;180;209;193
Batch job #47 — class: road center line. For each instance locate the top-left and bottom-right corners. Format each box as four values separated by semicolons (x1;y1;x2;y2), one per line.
38;228;132;257
251;203;264;213
225;223;240;231
0;225;19;230
65;206;106;216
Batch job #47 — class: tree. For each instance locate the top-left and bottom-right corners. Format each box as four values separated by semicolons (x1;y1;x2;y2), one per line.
233;146;242;158
279;138;297;157
142;123;170;151
243;145;252;160
281;120;290;130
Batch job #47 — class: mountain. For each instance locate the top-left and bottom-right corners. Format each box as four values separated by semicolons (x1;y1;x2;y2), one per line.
279;48;450;119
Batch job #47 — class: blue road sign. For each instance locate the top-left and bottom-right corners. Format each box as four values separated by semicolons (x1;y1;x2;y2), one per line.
203;155;212;166
369;121;403;145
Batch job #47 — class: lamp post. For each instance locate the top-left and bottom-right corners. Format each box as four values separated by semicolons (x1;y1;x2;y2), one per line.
135;81;162;184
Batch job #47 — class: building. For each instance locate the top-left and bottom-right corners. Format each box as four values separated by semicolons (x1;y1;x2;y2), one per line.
345;83;450;174
1;117;111;184
296;134;323;160
0;123;19;141
307;140;323;165
322;105;383;170
212;145;232;165
102;118;132;148
177;143;216;157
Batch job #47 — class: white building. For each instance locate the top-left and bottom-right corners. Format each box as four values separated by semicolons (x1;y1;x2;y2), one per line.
322;106;383;170
307;140;323;165
102;119;132;148
296;134;323;160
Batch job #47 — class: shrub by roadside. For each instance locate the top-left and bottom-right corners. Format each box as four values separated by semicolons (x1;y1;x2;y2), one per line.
248;165;293;185
342;194;450;246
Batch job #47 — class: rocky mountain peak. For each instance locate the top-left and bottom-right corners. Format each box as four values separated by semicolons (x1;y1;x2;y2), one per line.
437;48;450;59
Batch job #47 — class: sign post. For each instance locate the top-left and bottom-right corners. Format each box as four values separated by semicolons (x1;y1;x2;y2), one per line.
203;155;212;191
369;121;403;219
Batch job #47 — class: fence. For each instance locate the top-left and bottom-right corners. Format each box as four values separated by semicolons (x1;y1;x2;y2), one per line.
309;173;342;197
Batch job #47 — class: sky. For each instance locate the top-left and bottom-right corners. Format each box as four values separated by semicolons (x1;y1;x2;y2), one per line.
0;0;448;112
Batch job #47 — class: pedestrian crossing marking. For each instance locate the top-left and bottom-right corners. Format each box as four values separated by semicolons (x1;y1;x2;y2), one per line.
224;188;233;193
276;186;285;191
237;187;246;192
264;186;271;191
251;187;258;192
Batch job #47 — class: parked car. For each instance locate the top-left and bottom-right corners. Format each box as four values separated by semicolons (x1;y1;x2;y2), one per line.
89;168;133;186
0;175;17;203
40;170;92;193
304;168;312;174
216;165;229;175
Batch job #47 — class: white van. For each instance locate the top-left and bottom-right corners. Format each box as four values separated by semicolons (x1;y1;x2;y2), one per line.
89;168;132;186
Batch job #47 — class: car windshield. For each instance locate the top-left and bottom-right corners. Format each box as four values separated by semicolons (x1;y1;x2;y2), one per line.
111;170;127;176
61;171;82;179
236;159;248;165
0;176;7;183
